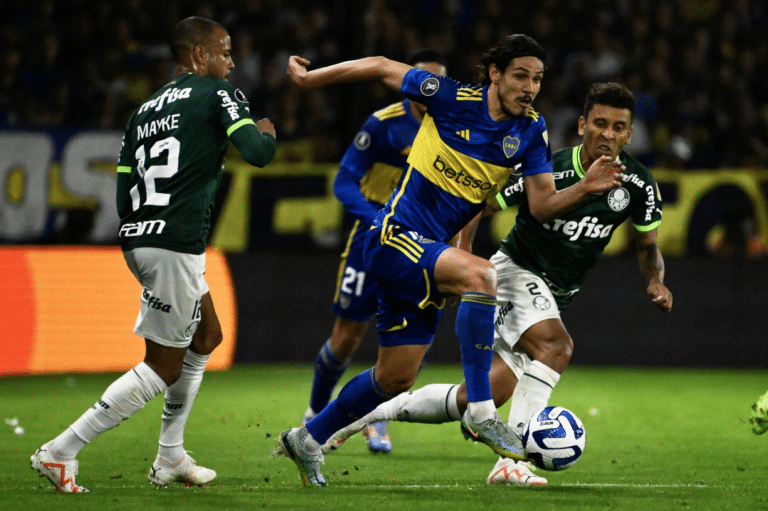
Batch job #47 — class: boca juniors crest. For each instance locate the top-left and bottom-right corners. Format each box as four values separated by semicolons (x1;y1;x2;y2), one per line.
503;136;520;158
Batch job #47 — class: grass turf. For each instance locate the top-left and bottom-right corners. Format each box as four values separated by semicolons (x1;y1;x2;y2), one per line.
1;364;765;510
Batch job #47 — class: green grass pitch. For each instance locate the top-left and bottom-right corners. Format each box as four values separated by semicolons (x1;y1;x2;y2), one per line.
1;364;765;510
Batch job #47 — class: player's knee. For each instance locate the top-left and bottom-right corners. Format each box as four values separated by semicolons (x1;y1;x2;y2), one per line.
194;325;223;355
464;260;497;295
540;333;573;364
376;372;417;396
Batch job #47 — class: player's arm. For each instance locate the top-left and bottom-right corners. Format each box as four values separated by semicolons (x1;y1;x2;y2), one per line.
333;165;379;226
455;199;502;253
288;56;412;93
524;156;625;224
635;228;673;313
229;118;277;167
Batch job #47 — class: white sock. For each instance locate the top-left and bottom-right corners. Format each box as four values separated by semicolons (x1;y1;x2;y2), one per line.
53;362;166;459
468;399;497;423
370;384;461;423
157;350;209;463
508;360;560;435
300;426;322;455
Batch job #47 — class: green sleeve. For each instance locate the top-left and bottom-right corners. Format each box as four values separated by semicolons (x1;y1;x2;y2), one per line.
229;122;276;167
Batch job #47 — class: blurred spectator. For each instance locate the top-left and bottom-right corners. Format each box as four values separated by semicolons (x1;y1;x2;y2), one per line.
0;0;766;166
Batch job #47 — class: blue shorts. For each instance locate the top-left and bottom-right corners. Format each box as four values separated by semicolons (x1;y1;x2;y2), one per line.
332;220;378;322
363;224;448;347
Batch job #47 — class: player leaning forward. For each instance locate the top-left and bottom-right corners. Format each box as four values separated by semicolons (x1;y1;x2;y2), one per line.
276;35;625;487
30;17;276;493
326;82;673;485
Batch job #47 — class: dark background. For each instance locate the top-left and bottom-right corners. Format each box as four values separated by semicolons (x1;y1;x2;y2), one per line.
228;252;768;368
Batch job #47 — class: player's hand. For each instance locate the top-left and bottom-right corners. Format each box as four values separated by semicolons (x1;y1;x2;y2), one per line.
582;155;625;194
647;281;672;313
287;56;312;86
256;118;276;139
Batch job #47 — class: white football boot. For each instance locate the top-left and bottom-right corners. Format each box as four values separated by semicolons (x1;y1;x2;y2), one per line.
487;457;548;486
148;453;216;487
31;443;89;493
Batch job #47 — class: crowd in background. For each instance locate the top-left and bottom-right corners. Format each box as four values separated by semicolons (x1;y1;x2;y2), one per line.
2;0;767;169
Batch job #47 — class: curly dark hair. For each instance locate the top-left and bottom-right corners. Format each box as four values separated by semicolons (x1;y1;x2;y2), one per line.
583;82;636;121
476;34;546;86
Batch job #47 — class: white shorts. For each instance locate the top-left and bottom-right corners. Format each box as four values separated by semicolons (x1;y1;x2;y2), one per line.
491;251;562;380
123;247;208;348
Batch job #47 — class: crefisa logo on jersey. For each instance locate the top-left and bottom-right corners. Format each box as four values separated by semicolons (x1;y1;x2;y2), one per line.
420;77;440;96
354;131;371;151
607;187;630;211
503;136;520;158
532;296;551;311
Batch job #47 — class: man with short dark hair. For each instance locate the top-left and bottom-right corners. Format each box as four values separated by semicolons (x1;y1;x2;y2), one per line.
31;16;276;493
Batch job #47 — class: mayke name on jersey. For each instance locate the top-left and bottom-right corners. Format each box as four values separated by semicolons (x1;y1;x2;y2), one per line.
137;113;180;141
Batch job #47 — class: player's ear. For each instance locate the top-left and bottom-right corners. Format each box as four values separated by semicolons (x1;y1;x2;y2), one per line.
577;116;586;136
625;124;633;145
192;44;208;67
488;63;501;84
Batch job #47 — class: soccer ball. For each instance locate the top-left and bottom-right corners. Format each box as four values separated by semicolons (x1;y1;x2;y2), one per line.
522;406;585;471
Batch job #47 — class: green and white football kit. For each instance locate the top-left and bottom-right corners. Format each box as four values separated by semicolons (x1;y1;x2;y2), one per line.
116;73;275;346
492;145;662;377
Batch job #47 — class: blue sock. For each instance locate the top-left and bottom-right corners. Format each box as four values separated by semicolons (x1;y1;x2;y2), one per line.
455;292;496;403
309;340;349;414
306;367;392;444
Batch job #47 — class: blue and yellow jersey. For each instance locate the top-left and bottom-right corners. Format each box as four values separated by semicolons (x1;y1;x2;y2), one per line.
374;68;552;241
334;99;421;225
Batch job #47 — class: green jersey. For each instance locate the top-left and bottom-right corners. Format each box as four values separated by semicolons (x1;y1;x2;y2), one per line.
116;73;256;254
497;145;662;309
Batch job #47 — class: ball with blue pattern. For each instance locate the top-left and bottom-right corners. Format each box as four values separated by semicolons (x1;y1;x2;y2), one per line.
522;406;586;471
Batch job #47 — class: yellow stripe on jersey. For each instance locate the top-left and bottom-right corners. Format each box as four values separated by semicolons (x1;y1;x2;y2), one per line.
117;165;131;174
633;219;662;232
332;219;360;303
381;166;414;231
461;292;497;306
526;108;540;122
359;162;405;204
373;102;406;121
407;114;507;204
381;227;424;263
457;88;483;101
226;118;256;137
